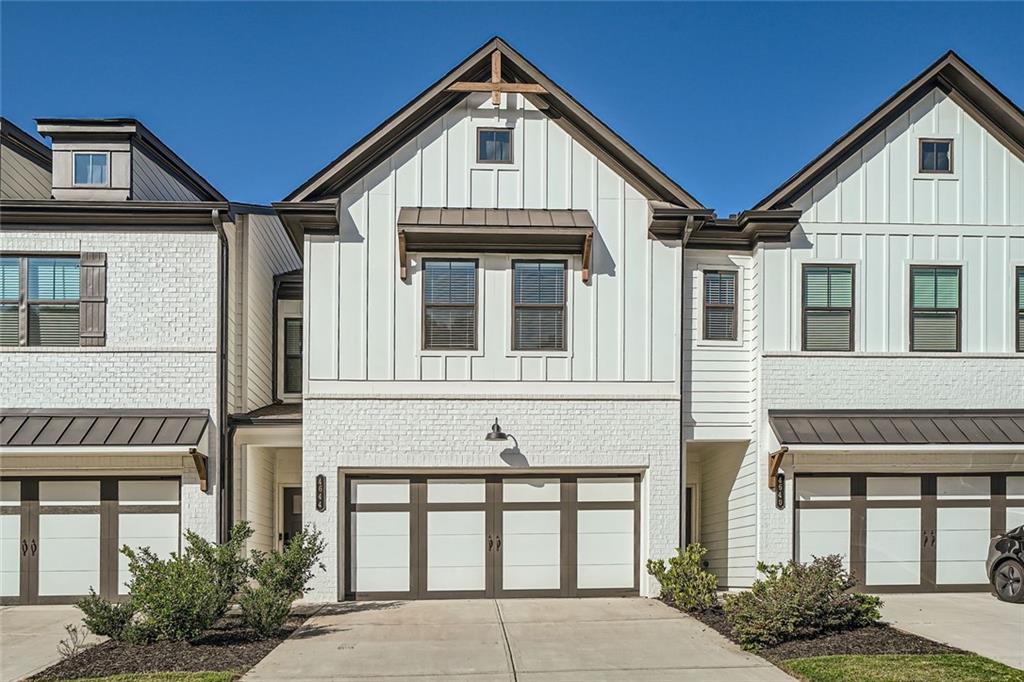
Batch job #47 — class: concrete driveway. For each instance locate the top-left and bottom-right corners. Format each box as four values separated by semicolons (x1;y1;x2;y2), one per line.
0;605;90;682
245;598;791;681
882;592;1024;670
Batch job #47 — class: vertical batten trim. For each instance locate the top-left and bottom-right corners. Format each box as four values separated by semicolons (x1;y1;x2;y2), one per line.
617;173;625;382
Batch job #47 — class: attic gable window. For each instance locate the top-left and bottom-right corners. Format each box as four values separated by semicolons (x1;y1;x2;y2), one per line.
73;152;109;186
919;139;952;173
477;128;512;163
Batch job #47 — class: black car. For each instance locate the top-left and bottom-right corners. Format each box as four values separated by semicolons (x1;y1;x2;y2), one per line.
987;525;1024;603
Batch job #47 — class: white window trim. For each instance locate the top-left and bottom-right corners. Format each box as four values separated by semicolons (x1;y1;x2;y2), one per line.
1011;260;1024;353
276;299;303;401
71;151;111;188
695;264;744;348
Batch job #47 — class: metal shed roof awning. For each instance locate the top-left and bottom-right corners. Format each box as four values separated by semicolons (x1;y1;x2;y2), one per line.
397;207;594;283
0;409;210;448
769;410;1024;447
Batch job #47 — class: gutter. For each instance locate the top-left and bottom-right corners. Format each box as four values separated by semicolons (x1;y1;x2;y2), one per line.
211;208;230;542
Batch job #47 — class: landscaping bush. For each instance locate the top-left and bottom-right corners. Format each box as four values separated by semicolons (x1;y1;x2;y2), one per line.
723;555;882;650
646;543;719;612
239;526;326;636
78;521;254;643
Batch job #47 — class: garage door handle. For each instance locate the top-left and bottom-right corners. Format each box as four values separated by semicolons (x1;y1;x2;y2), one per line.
488;535;493;551
496;537;501;551
922;531;927;547
930;530;935;547
30;539;36;556
21;540;28;556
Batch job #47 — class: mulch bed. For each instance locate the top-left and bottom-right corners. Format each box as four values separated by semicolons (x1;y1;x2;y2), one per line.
31;613;309;681
687;604;965;661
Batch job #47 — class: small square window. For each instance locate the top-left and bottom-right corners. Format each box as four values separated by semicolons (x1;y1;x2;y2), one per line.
919;139;952;173
73;152;109;186
477;128;512;163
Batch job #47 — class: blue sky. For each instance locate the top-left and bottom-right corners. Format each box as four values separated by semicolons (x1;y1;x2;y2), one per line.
2;2;1021;213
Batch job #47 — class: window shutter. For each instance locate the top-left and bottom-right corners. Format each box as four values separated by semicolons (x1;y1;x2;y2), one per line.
79;252;107;347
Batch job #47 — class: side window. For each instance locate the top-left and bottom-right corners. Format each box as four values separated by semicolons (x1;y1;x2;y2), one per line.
0;255;81;347
423;260;478;351
477;128;512;163
703;270;737;341
1016;267;1023;353
919;139;953;173
512;260;566;352
73;152;110;186
283;318;303;394
910;266;961;352
802;265;854;352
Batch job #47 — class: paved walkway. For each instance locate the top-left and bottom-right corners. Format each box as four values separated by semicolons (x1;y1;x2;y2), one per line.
882;592;1024;670
0;605;90;682
245;598;791;681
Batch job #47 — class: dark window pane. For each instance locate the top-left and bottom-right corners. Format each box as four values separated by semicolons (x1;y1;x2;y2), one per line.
424;260;476;305
478;129;511;162
425;307;476;350
0;303;18;346
921;140;952;172
704;271;736;306
28;304;79;346
514;308;565;351
704;307;735;341
0;257;19;301
284;358;302;394
912;311;958;351
514;261;565;305
284;319;302;356
28;258;80;300
805;310;852;351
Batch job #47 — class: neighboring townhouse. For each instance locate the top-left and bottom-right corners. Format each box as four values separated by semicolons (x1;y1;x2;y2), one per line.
742;52;1023;592
0;117;299;604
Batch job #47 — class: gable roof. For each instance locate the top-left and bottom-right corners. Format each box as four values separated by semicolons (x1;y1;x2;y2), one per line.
284;37;702;208
0;117;52;169
754;50;1024;211
36;117;227;202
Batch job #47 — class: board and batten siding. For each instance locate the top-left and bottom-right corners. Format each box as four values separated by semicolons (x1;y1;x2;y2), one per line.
763;88;1024;354
243;213;302;410
305;93;681;389
0;139;51;200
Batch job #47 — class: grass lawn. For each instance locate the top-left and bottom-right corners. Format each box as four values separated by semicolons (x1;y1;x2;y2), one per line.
781;654;1024;682
58;674;239;682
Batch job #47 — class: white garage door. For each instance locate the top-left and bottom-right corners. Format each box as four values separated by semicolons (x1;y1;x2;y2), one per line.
795;473;1022;592
345;474;639;600
0;477;180;604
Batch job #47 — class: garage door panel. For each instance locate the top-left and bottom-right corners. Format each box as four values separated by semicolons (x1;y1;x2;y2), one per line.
797;509;850;569
38;515;100;596
355;566;409;593
501;509;559;591
427;565;486;592
0;515;21;598
577;509;633;590
1007;508;1024;529
866;508;920;586
577;562;633;589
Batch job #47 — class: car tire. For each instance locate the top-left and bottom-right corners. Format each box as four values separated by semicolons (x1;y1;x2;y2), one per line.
993;558;1024;603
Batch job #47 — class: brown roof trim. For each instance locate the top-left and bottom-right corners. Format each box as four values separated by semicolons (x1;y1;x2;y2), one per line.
0;117;52;169
275;267;303;300
754;51;1024;211
229;403;302;426
271;200;339;242
0;200;229;227
36;118;227;202
648;204;800;249
283;36;702;208
769;409;1024;446
0;409;209;448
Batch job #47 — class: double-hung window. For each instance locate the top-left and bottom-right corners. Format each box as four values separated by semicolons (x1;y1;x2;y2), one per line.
423;259;478;351
73;152;109;186
703;270;737;341
1016;267;1023;353
512;260;566;351
802;265;854;351
0;255;81;346
910;266;961;352
283;318;303;393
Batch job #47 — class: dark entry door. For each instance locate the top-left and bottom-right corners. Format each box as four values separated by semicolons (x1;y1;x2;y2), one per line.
282;487;303;547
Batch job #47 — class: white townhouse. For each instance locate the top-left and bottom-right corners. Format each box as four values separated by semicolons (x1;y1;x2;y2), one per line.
2;40;1021;606
0;117;299;604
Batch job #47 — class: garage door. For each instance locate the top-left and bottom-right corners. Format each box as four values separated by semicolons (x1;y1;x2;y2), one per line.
344;474;640;600
795;473;1024;592
0;477;180;605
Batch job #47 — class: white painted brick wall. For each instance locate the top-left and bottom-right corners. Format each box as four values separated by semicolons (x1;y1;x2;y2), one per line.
0;229;221;540
755;354;1024;567
302;398;681;601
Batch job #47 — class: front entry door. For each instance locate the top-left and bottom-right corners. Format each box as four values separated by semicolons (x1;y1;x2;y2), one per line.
345;474;640;600
281;488;303;547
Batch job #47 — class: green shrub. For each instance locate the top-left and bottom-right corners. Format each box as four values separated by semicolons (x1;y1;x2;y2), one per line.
723;555;882;650
239;526;326;637
79;522;254;643
646;544;719;612
77;590;137;640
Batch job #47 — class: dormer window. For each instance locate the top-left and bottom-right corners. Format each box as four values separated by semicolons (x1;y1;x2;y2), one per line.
919;139;952;174
73;152;109;186
477;128;512;163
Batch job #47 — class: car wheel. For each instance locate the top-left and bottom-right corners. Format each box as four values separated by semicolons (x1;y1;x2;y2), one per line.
993;558;1024;603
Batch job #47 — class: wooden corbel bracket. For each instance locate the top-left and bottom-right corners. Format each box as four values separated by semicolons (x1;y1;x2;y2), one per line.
767;446;789;490
190;448;209;493
582;232;593;283
398;231;408;282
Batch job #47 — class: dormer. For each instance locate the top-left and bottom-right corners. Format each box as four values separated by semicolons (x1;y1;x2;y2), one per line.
37;118;225;202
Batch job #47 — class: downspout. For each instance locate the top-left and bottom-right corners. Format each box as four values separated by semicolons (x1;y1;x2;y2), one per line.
678;214;694;550
212;208;230;542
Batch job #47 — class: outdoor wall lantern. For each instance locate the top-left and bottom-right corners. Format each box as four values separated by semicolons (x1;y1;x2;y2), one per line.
484;418;519;450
